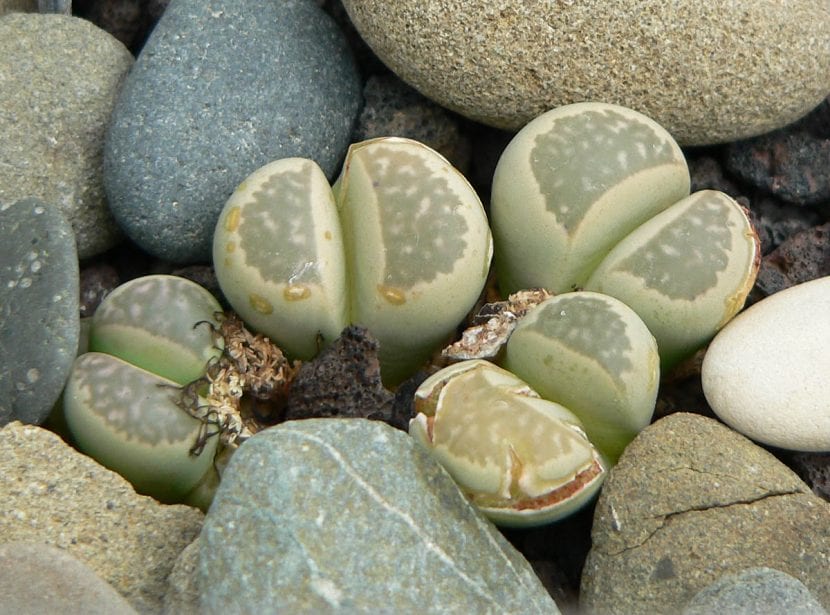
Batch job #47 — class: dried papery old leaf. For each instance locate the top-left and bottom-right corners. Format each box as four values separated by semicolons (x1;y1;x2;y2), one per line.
442;288;553;361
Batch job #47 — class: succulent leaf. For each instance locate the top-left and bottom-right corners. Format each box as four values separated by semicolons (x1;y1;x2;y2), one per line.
503;292;659;462
90;274;224;385
411;359;606;527
213;158;349;360
214;138;493;383
63;352;218;503
492;102;690;294
335;137;494;383
585;190;760;369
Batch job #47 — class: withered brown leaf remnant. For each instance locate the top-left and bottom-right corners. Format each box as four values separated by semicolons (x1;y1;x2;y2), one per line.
442;288;553;362
181;312;300;453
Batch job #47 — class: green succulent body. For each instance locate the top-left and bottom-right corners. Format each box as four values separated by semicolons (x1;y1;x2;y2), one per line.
492;102;690;294
491;102;759;368
503;292;659;462
63;275;224;505
213;137;493;384
64;352;218;502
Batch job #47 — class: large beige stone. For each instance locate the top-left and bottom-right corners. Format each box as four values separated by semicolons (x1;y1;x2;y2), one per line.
341;0;830;145
0;422;203;614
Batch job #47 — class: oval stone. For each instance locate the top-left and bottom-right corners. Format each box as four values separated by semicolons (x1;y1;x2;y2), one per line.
0;13;133;258
340;0;830;145
702;276;830;451
0;198;79;426
104;0;362;263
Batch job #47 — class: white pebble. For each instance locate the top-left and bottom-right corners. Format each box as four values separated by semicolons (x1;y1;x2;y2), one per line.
702;277;830;451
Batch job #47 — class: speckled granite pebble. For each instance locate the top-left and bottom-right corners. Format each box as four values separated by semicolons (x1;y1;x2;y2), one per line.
104;0;362;263
581;413;830;614
354;73;471;173
0;422;203;614
200;419;558;613
0;13;133;258
683;567;827;615
0;198;79;426
341;0;830;145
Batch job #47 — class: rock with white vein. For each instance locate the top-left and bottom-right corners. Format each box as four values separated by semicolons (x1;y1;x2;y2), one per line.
199;418;558;613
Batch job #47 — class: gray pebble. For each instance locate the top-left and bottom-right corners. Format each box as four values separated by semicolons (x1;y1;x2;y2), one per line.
683;567;827;615
200;419;558;613
104;0;362;263
0;542;138;615
0;198;79;426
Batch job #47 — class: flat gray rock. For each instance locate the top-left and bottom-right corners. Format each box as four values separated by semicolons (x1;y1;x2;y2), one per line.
0;422;204;614
0;13;133;258
200;418;558;613
0;542;138;615
104;0;362;263
0;198;79;426
580;412;830;614
683;567;827;615
341;0;830;145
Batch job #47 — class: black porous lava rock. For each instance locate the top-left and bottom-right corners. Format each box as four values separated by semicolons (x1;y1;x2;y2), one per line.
725;129;830;207
282;326;397;426
749;222;830;302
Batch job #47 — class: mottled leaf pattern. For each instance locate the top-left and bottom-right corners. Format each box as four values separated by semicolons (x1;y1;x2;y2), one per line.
72;353;196;444
527;296;633;384
616;194;733;300
365;147;469;286
531;109;679;233
240;161;321;285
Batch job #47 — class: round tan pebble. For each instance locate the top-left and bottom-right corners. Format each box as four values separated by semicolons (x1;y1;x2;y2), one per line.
341;0;830;145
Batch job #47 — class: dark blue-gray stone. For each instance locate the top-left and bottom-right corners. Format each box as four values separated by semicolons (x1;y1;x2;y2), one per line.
683;567;827;615
200;419;559;613
104;0;362;264
0;198;80;425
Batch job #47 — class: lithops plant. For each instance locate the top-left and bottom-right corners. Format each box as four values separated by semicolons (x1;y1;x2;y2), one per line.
492;101;690;295
502;292;659;462
410;359;606;527
63;275;224;506
584;190;759;368
214;136;493;384
492;102;759;368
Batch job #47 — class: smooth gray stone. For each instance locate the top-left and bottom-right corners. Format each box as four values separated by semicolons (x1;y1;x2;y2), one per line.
200;419;558;613
0;542;137;615
0;198;79;426
0;13;133;258
104;0;362;263
683;567;827;615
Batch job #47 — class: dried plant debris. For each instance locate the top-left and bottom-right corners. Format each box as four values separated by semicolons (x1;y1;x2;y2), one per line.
442;288;553;361
180;312;300;451
283;325;398;426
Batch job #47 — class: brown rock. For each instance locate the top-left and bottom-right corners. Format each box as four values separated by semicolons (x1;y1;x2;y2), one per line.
751;222;830;301
580;412;830;614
